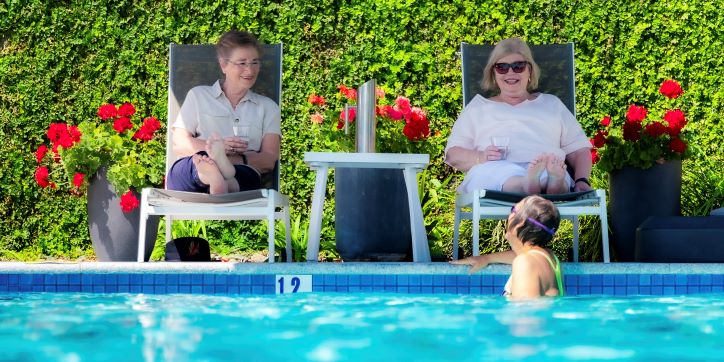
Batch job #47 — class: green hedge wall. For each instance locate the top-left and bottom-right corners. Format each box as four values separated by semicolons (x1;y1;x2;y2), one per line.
1;0;723;260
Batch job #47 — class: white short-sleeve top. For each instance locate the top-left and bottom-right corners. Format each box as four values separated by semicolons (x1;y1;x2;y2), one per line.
172;80;281;152
445;93;591;162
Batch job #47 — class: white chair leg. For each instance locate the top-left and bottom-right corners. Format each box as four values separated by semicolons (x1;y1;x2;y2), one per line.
165;214;172;243
453;200;461;260
572;216;580;263
284;208;292;262
267;192;276;263
472;190;481;257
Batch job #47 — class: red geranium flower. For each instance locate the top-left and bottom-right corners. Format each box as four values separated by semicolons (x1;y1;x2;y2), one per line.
395;96;411;110
35;145;48;163
622;121;642;141
68;125;81;142
592;130;608;148
97;104;118;120
591;149;599;164
403;117;430;141
380;105;403;121
132;117;161;141
409;107;427;124
659;79;683;99
663;109;686;136
35;166;50;188
625;105;647;123
338;85;357;101
669;138;687;153
46;123;67;144
307;94;326;106
600;116;611;127
644;121;668;138
113;117;134;133
117;102;136;117
338;107;356;123
47;123;82;149
119;190;140;213
72;173;85;188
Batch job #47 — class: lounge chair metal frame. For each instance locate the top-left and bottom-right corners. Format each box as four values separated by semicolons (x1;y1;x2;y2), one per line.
452;42;610;263
137;43;291;262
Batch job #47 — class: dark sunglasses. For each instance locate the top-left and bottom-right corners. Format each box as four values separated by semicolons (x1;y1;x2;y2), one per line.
494;61;529;74
510;206;556;235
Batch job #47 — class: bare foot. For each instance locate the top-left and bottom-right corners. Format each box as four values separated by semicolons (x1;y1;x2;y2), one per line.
545;155;568;194
205;134;236;180
524;155;546;194
193;154;228;194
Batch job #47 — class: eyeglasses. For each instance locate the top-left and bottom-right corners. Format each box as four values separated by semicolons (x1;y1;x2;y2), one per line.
510;206;556;235
225;59;261;69
494;61;529;74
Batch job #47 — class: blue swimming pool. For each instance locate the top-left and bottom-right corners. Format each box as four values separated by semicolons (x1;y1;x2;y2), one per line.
2;292;723;361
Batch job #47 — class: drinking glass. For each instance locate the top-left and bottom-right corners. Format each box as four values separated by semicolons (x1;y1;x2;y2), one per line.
491;136;510;160
233;125;250;143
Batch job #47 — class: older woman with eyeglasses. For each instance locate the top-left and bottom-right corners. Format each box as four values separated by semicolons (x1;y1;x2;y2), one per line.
167;30;281;194
451;195;564;298
445;37;592;195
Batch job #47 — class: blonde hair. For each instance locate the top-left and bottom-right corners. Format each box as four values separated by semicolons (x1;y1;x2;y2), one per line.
481;38;540;93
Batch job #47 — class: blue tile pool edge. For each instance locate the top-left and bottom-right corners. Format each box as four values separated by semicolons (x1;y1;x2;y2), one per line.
1;262;723;296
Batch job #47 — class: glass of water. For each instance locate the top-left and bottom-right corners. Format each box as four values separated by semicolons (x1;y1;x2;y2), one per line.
233;125;250;143
491;136;510;160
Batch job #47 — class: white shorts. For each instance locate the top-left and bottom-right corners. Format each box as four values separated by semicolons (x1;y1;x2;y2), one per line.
458;161;573;193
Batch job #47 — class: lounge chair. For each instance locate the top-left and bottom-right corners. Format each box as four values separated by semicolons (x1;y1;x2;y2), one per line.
136;43;291;262
452;42;610;263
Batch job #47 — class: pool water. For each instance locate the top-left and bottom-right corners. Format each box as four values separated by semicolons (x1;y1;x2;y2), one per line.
1;292;723;361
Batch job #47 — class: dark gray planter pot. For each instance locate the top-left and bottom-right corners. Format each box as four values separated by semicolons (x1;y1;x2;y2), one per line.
608;160;682;261
87;168;159;261
334;168;412;261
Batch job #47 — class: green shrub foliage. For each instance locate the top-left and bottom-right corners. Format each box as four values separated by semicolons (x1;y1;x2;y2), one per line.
1;0;723;260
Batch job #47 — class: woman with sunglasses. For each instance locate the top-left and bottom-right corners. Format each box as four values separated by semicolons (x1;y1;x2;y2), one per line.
445;38;592;195
167;30;281;194
451;195;564;298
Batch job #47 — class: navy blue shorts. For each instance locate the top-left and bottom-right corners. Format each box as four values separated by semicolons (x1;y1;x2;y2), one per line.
166;151;262;193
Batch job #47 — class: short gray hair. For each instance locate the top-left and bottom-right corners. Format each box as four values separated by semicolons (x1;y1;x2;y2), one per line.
216;30;262;59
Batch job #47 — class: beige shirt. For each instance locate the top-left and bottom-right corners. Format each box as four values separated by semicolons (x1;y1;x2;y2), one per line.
172;80;281;152
445;93;590;163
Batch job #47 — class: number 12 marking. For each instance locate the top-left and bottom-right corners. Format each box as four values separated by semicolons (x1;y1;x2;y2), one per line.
275;275;312;294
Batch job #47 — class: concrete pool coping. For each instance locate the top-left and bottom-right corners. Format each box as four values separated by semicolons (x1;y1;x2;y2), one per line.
3;262;724;274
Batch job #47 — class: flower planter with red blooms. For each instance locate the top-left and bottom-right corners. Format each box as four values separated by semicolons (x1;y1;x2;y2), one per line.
591;79;689;261
33;102;165;261
307;85;435;261
307;84;432;153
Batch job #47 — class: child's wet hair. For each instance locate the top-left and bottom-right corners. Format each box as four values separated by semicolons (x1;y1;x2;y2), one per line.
510;195;560;247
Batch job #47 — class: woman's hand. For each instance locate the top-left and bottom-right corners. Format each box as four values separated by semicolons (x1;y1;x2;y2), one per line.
223;136;248;155
449;255;491;274
482;145;504;162
445;146;503;172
